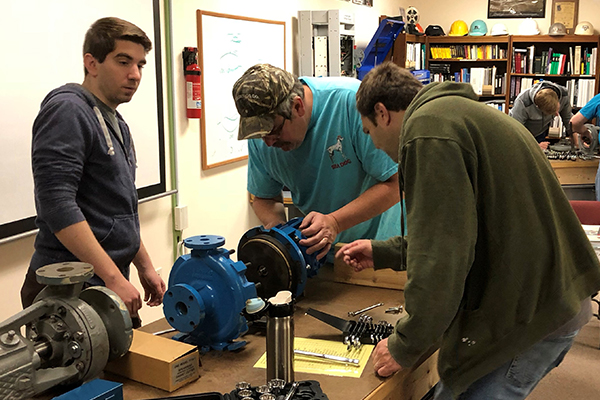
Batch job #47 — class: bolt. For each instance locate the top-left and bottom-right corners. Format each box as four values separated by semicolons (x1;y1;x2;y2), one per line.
57;306;66;316
7;330;15;340
258;265;268;276
74;331;84;341
76;362;85;371
63;331;71;340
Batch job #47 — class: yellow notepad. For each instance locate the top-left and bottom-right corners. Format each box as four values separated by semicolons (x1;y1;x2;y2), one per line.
253;337;373;378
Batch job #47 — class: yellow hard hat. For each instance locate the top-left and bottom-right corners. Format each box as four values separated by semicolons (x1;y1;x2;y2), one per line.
449;20;469;36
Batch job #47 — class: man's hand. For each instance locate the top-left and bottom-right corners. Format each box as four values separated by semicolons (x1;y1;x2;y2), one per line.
335;240;374;272
139;268;166;307
299;212;340;260
106;276;143;318
372;338;403;377
538;141;550;150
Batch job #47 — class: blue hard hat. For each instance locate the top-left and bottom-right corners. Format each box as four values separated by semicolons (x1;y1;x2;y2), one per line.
469;19;488;36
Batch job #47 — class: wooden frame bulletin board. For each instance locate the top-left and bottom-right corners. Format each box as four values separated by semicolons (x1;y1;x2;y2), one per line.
551;0;579;34
197;11;286;170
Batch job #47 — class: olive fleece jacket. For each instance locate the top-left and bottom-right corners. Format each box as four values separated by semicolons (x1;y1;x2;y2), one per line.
372;82;600;397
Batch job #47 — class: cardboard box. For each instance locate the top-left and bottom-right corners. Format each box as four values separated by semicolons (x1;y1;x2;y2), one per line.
104;330;199;392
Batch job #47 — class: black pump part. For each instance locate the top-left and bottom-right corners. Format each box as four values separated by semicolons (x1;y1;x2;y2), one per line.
238;233;301;299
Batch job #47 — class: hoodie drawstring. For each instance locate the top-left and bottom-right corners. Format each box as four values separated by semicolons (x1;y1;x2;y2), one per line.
93;106;115;156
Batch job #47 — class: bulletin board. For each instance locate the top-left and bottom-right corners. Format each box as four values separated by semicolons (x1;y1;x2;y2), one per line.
196;11;286;170
0;0;166;241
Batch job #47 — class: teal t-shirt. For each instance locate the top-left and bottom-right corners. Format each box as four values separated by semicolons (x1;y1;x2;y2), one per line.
247;76;401;247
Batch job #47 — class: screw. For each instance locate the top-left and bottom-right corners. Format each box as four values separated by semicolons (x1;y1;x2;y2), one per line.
7;330;15;340
74;331;84;341
57;306;66;316
76;362;85;371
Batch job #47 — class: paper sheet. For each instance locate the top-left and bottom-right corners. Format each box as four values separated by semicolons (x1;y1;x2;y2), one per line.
253;337;373;378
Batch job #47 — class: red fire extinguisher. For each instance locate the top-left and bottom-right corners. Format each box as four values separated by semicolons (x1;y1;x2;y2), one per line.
183;47;202;118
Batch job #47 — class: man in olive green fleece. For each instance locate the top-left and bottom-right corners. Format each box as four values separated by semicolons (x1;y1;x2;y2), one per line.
337;62;600;400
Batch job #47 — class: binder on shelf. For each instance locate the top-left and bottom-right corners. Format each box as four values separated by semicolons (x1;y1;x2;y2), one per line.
527;45;535;74
546;47;553;74
569;47;574;75
574;46;581;75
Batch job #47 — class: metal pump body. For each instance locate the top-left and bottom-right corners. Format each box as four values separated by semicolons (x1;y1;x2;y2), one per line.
164;235;257;352
0;262;132;399
237;218;324;299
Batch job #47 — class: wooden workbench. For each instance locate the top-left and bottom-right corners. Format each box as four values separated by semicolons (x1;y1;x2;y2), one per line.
97;276;438;400
550;159;599;185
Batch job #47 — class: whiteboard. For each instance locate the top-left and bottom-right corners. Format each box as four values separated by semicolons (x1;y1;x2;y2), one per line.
0;0;165;240
197;11;286;169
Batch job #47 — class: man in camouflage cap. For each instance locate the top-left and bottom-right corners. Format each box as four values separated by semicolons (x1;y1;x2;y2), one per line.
232;64;402;261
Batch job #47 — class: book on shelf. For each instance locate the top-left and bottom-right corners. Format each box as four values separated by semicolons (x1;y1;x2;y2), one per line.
569;47;574;75
527;45;535;74
533;56;542;74
574;46;581;75
546;47;553;74
566;78;596;107
484;99;506;113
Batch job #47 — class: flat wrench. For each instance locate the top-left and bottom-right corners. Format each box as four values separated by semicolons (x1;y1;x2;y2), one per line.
348;302;384;317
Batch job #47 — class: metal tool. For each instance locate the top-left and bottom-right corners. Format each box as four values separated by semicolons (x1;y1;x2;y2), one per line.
348;302;384;317
307;308;395;350
0;262;132;399
294;349;360;365
283;381;300;400
385;305;404;314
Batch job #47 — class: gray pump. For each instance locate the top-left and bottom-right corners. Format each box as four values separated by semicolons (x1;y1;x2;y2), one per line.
0;262;132;399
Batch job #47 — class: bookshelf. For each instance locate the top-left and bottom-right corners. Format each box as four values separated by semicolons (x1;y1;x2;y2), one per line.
378;16;427;71
508;35;600;110
382;32;427;71
426;36;510;112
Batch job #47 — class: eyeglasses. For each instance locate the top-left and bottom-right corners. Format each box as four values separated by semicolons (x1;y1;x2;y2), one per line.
266;117;287;138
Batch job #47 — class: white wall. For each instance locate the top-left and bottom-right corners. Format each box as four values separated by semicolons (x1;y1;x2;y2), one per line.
0;0;398;324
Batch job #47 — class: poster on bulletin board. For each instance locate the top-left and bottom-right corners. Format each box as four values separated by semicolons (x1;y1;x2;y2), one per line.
196;11;286;170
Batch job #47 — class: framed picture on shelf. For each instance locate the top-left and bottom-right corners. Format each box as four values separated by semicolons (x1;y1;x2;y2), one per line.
551;0;578;34
488;0;546;18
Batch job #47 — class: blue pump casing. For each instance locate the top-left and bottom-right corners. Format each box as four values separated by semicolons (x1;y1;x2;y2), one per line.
163;235;257;352
237;218;324;299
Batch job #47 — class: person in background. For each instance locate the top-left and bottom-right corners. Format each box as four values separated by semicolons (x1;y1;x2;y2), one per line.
231;64;401;261
337;62;600;400
509;80;572;149
570;93;600;200
20;17;166;326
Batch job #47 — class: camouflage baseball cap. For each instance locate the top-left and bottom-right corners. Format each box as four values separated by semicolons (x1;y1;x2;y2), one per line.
232;64;295;140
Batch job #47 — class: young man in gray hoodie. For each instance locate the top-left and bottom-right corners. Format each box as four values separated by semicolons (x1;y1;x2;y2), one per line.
509;81;572;149
21;17;165;324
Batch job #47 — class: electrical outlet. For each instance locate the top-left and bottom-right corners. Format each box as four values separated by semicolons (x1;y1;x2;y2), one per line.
174;205;189;231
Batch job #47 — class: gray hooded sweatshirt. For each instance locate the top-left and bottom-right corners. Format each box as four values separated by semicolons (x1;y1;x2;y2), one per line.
509;81;572;141
28;83;140;289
